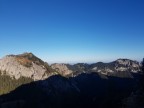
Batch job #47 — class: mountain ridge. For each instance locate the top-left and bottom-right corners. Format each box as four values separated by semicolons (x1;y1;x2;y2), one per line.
0;53;141;80
0;52;143;108
51;59;141;77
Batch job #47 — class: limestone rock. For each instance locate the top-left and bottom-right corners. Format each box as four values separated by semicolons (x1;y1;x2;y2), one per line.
51;63;73;76
0;53;55;80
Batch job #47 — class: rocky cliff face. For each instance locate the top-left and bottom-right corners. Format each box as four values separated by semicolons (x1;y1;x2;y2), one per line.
89;59;141;76
51;59;141;77
51;64;73;76
0;53;56;80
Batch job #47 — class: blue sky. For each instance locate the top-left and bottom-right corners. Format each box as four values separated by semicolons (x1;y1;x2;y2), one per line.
0;0;144;63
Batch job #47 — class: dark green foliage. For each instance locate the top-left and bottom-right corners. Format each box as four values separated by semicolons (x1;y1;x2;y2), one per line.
0;71;33;95
142;58;144;73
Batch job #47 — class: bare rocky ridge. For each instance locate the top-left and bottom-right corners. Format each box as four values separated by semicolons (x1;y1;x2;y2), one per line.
0;53;56;81
0;52;141;80
89;59;141;76
51;59;141;77
115;59;141;72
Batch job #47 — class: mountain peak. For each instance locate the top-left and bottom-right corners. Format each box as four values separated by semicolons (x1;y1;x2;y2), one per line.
15;52;43;67
16;52;35;57
6;52;34;58
0;53;56;80
115;58;140;66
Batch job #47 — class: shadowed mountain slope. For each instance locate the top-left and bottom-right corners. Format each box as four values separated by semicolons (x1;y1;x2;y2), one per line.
0;72;141;108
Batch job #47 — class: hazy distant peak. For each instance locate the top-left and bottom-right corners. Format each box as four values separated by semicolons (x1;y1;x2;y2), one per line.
51;58;141;78
115;59;140;66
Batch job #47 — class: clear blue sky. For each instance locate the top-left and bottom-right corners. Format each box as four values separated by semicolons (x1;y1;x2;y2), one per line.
0;0;144;63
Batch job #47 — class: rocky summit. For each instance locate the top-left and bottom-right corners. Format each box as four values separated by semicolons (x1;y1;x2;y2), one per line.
51;59;141;77
0;53;56;80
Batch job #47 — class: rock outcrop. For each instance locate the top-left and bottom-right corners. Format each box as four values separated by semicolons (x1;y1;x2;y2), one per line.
89;59;141;77
51;64;73;76
0;53;56;80
51;59;141;77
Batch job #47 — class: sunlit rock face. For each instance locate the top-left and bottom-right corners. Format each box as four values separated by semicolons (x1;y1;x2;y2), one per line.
51;59;141;77
51;63;73;76
0;53;55;80
115;59;141;73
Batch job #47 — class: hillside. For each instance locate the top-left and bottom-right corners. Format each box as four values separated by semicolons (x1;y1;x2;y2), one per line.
0;52;57;81
0;73;142;108
0;53;57;95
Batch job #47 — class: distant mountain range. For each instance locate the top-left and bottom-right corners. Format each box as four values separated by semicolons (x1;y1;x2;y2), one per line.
0;53;143;108
51;59;141;78
0;52;141;80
